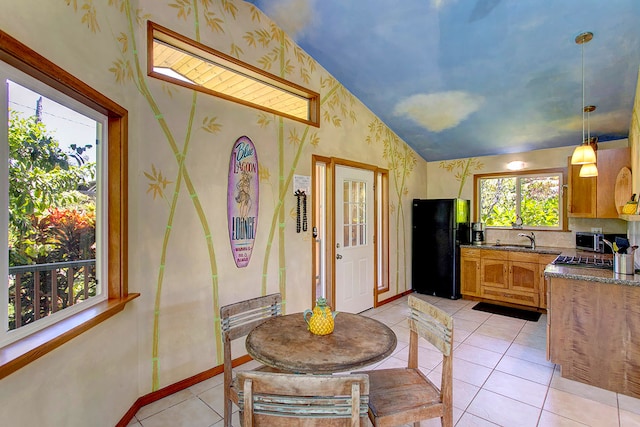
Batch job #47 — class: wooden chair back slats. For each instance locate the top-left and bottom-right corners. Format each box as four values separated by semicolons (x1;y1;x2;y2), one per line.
219;293;283;427
356;294;454;427
408;296;453;356
237;372;369;426
220;295;282;340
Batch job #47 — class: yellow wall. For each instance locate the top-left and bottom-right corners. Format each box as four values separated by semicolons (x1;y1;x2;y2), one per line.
0;1;427;425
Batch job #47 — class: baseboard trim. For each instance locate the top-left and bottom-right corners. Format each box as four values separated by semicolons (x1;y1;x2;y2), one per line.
375;289;413;307
116;290;415;426
116;354;253;427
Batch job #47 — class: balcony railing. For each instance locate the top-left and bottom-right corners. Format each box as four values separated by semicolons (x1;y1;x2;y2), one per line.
8;259;97;330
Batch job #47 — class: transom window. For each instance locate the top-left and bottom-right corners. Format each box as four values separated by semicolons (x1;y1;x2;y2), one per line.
148;21;319;127
476;170;564;230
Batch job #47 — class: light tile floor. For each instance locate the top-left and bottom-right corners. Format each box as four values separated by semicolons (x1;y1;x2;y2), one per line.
129;294;640;427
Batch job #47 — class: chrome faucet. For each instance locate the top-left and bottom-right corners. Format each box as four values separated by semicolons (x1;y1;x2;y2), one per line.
518;232;536;249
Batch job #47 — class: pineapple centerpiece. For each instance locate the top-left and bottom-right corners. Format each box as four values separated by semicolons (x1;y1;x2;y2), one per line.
303;297;338;335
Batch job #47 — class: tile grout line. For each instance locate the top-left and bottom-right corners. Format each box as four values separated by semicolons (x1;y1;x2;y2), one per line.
134;295;636;426
461;310;528;425
455;308;553;426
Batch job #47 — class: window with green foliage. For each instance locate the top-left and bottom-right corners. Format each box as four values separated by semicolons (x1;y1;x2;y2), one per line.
0;29;131;380
2;64;107;345
477;171;563;230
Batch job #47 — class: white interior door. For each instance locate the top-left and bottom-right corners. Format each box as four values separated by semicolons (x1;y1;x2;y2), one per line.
334;165;374;313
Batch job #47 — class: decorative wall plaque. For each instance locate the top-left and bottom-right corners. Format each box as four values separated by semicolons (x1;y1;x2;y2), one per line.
227;136;259;268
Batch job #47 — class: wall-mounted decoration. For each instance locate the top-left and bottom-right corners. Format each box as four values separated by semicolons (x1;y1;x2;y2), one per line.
293;175;310;233
295;190;307;233
293;174;310;195
228;136;259;268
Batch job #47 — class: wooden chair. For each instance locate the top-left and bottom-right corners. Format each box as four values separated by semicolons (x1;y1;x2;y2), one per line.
356;294;454;427
236;371;370;426
220;293;283;427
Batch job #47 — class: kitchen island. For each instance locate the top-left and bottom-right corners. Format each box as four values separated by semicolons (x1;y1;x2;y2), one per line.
544;263;640;398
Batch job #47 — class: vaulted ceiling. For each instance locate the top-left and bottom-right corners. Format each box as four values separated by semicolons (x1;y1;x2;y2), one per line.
244;0;640;161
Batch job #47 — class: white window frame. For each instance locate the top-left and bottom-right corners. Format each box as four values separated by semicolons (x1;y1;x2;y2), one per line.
476;170;565;231
0;62;108;347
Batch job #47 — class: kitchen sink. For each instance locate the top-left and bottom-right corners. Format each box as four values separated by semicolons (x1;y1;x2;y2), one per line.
490;244;534;250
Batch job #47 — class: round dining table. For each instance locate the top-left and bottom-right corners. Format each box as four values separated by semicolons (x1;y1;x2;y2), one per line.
245;312;397;374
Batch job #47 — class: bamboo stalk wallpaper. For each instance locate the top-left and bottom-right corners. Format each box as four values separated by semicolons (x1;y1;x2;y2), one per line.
3;2;640;425
439;158;484;199
62;0;425;392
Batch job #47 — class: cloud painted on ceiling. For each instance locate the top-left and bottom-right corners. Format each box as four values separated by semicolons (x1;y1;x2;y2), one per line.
245;0;640;161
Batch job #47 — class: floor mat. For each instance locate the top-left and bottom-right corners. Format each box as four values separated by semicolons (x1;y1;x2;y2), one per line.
472;302;541;322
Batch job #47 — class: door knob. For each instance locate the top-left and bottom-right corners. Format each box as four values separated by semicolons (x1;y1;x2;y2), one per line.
336;254;343;259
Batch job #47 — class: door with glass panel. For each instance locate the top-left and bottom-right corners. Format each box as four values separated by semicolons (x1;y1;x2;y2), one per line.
334;165;374;313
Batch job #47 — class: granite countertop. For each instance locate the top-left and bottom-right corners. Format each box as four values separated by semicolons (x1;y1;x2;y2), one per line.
544;263;640;286
461;243;640;286
460;243;563;255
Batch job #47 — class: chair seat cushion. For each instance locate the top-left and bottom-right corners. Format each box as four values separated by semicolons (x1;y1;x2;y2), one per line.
363;368;443;420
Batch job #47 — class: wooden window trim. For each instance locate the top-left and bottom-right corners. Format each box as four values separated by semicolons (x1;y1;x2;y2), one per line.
0;30;137;380
147;21;320;127
473;167;568;231
375;169;389;295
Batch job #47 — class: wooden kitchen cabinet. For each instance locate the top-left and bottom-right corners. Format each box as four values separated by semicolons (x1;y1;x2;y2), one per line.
460;248;481;297
567;147;630;218
567;162;596;217
510;262;538;293
462;248;547;309
480;254;509;289
482;257;539;307
538;254;557;309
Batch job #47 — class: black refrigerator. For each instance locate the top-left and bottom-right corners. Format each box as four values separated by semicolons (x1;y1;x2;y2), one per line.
412;198;470;299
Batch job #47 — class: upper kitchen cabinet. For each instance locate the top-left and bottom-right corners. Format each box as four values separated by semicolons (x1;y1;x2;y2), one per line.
567;147;630;218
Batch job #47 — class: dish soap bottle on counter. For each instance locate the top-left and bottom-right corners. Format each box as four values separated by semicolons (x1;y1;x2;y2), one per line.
303;297;338;335
511;215;523;229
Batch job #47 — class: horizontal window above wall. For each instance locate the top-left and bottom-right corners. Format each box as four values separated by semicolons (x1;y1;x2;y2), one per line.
148;21;320;127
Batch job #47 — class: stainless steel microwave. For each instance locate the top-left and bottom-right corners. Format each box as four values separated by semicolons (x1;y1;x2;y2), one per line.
575;232;625;253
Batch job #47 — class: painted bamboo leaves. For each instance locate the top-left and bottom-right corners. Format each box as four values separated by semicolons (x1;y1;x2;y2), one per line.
367;118;415;292
439;158;484;198
145;165;173;204
102;0;228;391
244;11;356;299
65;0;358;393
65;0;100;32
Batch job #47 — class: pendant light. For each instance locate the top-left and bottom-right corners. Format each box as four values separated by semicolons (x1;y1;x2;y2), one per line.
579;162;598;177
571;31;598;172
579;105;598;177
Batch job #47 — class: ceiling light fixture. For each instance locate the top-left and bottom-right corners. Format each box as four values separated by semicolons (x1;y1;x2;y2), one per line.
507;161;525;171
579;104;599;176
579;162;598;177
570;31;598;176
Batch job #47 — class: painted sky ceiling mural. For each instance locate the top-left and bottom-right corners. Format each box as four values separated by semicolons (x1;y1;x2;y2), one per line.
244;0;640;161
